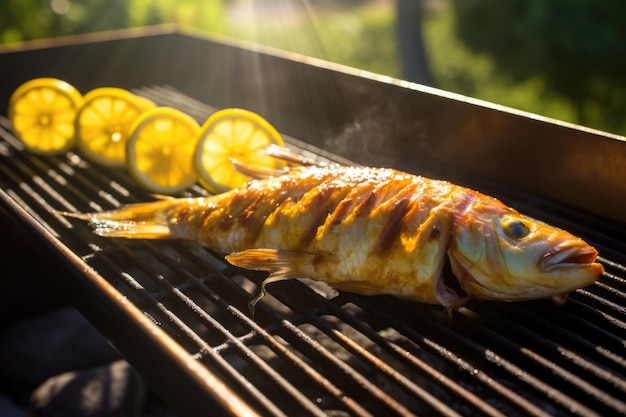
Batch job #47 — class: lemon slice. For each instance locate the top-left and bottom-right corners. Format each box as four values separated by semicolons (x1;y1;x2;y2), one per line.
126;107;200;194
7;78;83;155
194;108;285;193
75;87;155;167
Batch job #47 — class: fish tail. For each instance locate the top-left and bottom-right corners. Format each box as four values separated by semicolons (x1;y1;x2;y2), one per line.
58;199;182;239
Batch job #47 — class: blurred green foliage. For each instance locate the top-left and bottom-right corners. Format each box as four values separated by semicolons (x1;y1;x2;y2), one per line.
451;0;626;135
1;0;624;135
0;0;225;43
423;3;580;127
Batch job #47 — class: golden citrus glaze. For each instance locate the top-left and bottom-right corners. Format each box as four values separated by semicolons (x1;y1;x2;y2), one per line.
71;165;603;311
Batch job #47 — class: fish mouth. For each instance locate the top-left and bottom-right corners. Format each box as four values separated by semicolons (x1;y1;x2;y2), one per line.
540;244;599;272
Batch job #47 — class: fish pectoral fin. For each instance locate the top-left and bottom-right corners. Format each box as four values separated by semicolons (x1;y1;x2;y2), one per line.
226;248;321;318
329;280;386;296
225;248;317;276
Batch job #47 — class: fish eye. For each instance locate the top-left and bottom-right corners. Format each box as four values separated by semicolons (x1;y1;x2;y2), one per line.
504;219;530;240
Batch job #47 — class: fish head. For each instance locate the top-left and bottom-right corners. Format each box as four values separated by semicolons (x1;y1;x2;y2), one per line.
447;199;603;303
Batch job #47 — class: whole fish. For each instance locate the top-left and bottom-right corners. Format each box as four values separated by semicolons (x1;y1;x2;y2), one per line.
62;161;603;314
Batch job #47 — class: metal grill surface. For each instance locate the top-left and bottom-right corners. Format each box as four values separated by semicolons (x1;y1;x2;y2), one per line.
1;85;625;417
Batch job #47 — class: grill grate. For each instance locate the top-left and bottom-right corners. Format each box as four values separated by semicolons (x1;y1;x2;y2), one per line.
1;85;625;417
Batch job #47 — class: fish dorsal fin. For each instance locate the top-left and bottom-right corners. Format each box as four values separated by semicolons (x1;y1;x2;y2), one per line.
230;158;288;180
264;144;321;166
151;194;176;200
230;144;323;180
329;280;387;296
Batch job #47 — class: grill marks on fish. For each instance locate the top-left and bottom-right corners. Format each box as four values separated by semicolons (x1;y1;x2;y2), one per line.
353;176;411;218
255;171;448;251
172;167;460;267
297;184;349;248
231;190;285;239
354;190;378;217
375;195;412;253
255;169;433;254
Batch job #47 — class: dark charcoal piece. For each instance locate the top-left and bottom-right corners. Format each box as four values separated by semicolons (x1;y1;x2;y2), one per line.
0;307;120;386
29;360;146;417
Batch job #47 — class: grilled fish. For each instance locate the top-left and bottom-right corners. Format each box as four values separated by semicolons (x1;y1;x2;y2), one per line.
62;159;603;313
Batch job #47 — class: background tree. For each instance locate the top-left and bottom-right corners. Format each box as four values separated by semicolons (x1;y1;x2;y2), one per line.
451;0;626;134
395;0;432;85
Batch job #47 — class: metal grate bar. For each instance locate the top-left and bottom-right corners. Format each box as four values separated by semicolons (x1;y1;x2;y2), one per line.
465;304;626;415
473;301;626;374
355;297;555;417
189;279;379;416
449;311;616;416
203;292;376;416
266;285;502;416
276;318;419;416
306;297;506;417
